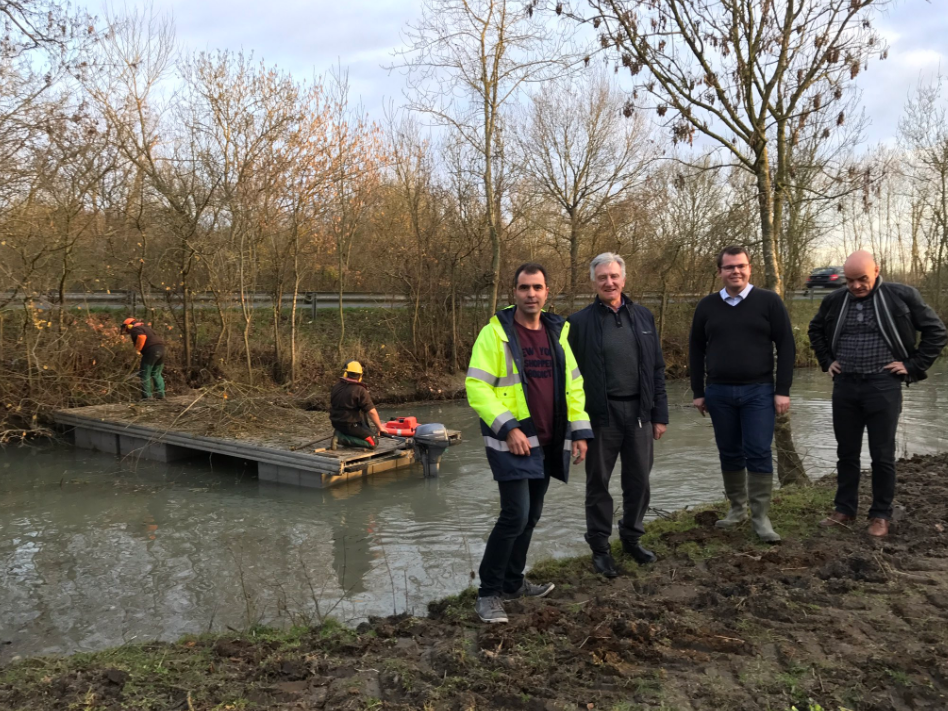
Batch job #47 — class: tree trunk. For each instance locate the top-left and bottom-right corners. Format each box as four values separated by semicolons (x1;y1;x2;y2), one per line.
337;240;345;354
210;289;227;364
754;146;782;294
290;231;300;387
272;285;284;384
658;283;668;341
483;88;500;315
757;144;808;487
450;278;458;374
181;245;193;377
22;301;35;398
238;232;253;385
569;211;580;312
485;171;500;315
774;413;809;487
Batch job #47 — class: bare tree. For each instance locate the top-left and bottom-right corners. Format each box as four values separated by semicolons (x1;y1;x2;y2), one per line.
577;0;890;486
514;71;656;306
183;50;306;384
325;66;384;354
900;74;948;310
578;0;888;295
85;7;217;377
279;87;333;385
395;0;575;313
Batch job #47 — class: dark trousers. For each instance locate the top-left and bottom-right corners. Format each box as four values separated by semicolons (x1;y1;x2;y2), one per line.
585;398;653;553
333;422;374;440
139;346;165;399
478;445;554;598
832;374;902;520
704;383;775;474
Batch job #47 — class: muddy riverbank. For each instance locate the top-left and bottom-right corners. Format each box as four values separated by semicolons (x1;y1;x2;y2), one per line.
3;451;947;710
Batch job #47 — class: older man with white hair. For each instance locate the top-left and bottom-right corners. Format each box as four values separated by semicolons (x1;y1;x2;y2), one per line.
567;253;669;577
809;250;946;537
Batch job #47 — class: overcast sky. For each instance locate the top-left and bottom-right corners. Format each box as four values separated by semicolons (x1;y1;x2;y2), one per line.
110;0;947;146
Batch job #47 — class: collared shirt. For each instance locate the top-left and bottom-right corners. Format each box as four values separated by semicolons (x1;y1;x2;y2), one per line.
597;299;639;398
719;283;754;306
836;296;894;374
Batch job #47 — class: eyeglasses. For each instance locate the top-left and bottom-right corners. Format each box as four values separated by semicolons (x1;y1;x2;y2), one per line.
721;264;749;272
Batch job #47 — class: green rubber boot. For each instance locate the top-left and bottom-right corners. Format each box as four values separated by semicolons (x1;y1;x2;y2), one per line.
715;469;748;529
334;430;377;450
748;473;781;543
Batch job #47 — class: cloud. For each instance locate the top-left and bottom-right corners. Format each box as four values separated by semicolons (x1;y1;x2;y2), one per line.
857;1;948;143
129;0;416;113
97;0;947;146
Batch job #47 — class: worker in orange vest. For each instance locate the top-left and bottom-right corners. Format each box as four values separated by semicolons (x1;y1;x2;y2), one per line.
122;317;166;400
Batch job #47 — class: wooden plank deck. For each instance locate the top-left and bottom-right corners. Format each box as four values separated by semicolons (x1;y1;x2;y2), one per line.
53;395;461;488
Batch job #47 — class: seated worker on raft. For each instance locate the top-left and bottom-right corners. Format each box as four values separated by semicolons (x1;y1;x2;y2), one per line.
329;361;385;450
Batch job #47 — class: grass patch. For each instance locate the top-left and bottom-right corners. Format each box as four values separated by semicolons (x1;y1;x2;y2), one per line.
511;633;556;669
769;482;835;540
529;553;598;583
629;669;665;698
774;662;811;698
0;640;217;711
0;624;354;711
528;478;836;579
382;658;418;692
640;509;701;546
428;586;477;622
885;668;914;687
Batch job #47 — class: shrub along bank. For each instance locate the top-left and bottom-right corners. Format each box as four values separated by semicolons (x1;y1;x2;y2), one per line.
0;298;825;440
2;451;947;710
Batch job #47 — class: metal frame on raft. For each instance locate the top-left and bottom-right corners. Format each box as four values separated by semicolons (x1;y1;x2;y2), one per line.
53;405;461;489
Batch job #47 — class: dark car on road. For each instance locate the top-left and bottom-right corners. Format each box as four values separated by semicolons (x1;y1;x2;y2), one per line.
805;266;845;291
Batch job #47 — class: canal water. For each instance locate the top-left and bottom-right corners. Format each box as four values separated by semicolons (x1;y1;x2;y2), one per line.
2;368;948;660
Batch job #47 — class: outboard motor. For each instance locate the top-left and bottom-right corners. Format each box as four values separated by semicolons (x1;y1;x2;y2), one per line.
413;423;450;478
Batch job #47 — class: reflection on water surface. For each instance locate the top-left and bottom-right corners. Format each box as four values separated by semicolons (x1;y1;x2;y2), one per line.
2;368;947;658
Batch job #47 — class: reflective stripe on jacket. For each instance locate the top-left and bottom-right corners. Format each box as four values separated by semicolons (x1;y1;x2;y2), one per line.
466;306;593;483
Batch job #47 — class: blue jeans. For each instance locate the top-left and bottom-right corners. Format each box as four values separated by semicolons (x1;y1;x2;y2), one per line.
478;445;554;598
704;383;775;474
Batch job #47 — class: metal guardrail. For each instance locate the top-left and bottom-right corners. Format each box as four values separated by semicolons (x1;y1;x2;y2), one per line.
1;291;410;314
1;287;826;312
2;290;409;303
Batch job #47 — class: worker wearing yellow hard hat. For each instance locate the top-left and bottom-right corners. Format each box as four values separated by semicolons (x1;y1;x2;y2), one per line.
329;360;384;449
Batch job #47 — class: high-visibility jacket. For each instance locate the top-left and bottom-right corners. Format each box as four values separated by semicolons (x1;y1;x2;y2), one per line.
466;306;593;483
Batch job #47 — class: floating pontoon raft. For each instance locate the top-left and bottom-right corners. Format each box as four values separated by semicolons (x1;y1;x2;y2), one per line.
54;395;461;488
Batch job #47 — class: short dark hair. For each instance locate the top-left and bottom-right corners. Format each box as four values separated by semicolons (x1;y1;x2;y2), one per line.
513;262;548;288
716;245;750;270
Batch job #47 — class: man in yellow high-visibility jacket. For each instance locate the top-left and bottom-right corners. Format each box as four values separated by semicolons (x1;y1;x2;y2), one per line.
466;263;593;624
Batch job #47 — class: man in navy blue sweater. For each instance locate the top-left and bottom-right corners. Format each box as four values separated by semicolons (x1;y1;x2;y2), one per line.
689;246;795;543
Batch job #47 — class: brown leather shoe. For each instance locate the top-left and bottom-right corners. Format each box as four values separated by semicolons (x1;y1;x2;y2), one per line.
819;511;856;527
867;518;890;537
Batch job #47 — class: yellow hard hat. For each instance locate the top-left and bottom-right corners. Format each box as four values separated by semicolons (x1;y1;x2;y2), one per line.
343;361;363;378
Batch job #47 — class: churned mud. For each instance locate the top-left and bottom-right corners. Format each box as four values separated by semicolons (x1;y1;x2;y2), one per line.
2;453;947;710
